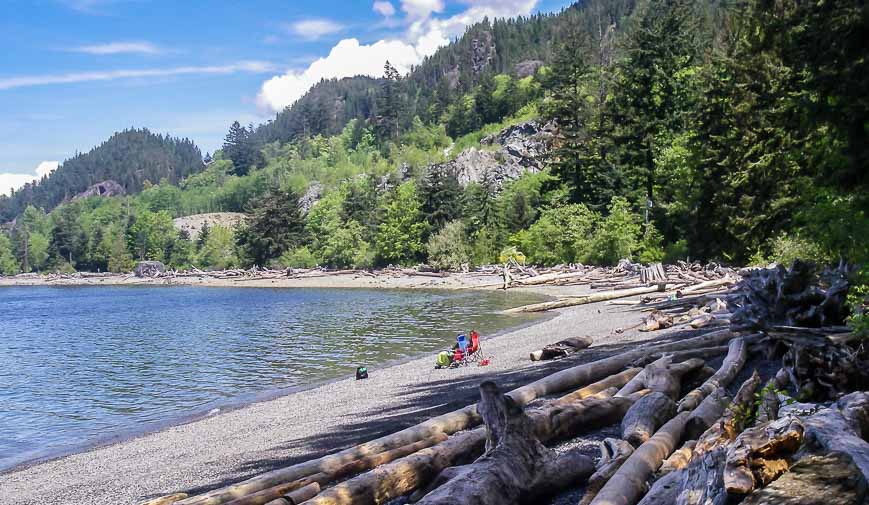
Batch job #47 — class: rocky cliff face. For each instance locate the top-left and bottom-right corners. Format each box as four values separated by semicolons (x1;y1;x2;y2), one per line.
73;180;126;200
430;120;554;190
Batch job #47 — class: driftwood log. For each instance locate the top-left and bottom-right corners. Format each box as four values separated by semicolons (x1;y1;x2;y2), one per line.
555;368;641;406
579;439;635;505
530;336;593;361
740;452;868;504
262;483;319;505
658;440;697;475
621;392;677;447
801;392;869;483
674;447;728;505
723;416;804;494
170;330;743;505
504;284;671;314
589;411;692;505
678;338;747;412
695;371;762;455
684;388;729;441
413;381;595;505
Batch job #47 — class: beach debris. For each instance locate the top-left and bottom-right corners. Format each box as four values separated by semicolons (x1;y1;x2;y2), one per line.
134;261;166;278
355;366;369;380
529;336;593;361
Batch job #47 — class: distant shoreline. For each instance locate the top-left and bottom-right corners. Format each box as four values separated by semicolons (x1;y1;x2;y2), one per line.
0;269;514;291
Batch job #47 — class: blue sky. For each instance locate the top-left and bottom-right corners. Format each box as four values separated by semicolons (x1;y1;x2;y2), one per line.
0;0;573;194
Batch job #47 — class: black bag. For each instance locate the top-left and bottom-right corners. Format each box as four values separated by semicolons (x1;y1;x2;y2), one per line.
356;366;369;380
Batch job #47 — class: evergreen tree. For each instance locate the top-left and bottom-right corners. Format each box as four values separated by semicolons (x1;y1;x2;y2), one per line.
222;121;263;176
378;61;403;141
474;74;500;125
0;234;19;275
419;169;463;233
608;0;697;207
544;30;613;208
236;188;306;266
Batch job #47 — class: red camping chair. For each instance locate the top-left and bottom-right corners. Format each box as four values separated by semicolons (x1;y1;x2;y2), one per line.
452;330;483;367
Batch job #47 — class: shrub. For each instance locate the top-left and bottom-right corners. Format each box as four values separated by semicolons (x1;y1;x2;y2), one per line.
637;225;665;264
513;204;597;266
847;266;869;337
768;233;833;266
582;197;642;265
279;247;318;268
427;221;473;271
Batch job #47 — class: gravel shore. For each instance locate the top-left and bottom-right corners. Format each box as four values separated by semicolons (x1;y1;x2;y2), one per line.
0;284;691;505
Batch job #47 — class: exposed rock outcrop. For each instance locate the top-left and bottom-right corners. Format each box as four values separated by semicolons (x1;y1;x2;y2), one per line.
299;182;324;214
514;59;544;78
172;213;247;240
429;120;554;190
73;180;125;200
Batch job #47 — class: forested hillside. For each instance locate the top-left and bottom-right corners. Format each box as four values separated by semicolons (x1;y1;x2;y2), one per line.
0;0;866;298
0;129;203;221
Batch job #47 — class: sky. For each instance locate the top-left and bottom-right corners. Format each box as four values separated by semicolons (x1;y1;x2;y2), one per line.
0;0;573;195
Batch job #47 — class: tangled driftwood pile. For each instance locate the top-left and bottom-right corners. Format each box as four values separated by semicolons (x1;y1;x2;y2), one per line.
143;260;868;505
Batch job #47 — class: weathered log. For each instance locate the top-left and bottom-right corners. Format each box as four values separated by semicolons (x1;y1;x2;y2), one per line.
837;391;869;440
141;494;188;505
802;393;869;483
262;483;320;505
223;436;448;505
579;439;635;505
175;331;742;505
590;411;692;505
617;358;703;399
658;440;697;475
636;468;682;505
677;338;747;412
529;336;593;361
740;452;868;505
642;347;728;365
534;392;645;444
723;416;804;494
554;368;641;406
755;369;789;425
413;382;594;505
684;388;729;441
621;392;677;447
674;448;727;505
695;371;762;455
504;284;672;314
678;277;734;295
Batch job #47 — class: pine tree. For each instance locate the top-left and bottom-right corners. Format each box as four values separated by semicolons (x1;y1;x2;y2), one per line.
222;121;263;176
419;169;463;233
236;188;306;266
474;74;500;125
378;61;402;142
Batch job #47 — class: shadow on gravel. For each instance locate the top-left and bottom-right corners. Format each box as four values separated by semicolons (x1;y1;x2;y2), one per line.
180;328;710;495
178;326;720;498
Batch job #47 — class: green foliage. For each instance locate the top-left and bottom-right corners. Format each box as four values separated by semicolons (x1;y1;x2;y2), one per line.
637;224;666;264
279;246;318;268
847;266;869;338
584;197;642;265
375;181;429;265
426;221;473;271
306;190;373;268
766;233;833;267
126;210;178;263
194;225;238;270
0;234;19;275
236;188;306;266
223;121;264;176
512;204;598;266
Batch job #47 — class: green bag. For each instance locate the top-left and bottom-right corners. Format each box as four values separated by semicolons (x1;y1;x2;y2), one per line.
436;351;451;368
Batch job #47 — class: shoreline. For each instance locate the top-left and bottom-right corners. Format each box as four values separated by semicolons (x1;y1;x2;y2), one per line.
0;307;555;476
0;281;657;505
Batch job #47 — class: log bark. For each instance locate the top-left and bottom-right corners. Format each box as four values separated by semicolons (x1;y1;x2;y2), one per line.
530;336;593;361
590;411;692;505
141;494;189;505
637;469;682;505
802;393;869;483
223;436;447;505
413;381;595;505
262;483;320;505
658;440;696;475
504;285;672;314
677;338;747;412
621;392;677;447
755;369;789;425
554;368;641;406
694;371;761;456
617;358;703;399
684;388;729;441
723;416;804;494
674;448;728;505
579;439;635;505
741;452;868;505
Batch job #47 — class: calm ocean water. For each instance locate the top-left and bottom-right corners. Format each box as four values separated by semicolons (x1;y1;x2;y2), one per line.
0;285;541;470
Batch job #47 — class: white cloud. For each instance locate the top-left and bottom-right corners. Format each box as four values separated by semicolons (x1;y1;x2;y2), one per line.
72;41;162;55
287;19;344;40
257;38;421;112
0;161;58;196
255;0;540;113
401;0;444;19
0;61;277;91
373;1;396;17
